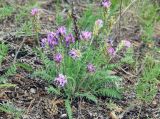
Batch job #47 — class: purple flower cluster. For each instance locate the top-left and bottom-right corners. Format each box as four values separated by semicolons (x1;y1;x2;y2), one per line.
95;19;103;28
107;47;115;56
40;26;77;48
40;26;94;49
31;8;39;16
56;26;66;37
54;53;63;63
47;32;59;49
80;31;92;41
87;63;96;73
40;32;58;49
54;74;67;87
69;49;81;59
65;33;75;47
41;38;47;48
122;40;131;48
102;0;111;8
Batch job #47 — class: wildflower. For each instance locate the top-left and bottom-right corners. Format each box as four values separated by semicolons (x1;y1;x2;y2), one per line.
57;26;66;37
47;32;57;41
54;74;67;87
87;63;96;73
102;0;111;8
31;8;39;16
65;33;75;47
93;19;103;36
107;47;115;56
95;19;103;28
54;53;63;63
47;32;58;48
80;31;92;41
122;40;131;48
41;38;47;48
69;49;81;59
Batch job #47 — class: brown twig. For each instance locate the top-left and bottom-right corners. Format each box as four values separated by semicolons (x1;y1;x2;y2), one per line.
26;98;35;115
119;67;135;77
71;2;80;48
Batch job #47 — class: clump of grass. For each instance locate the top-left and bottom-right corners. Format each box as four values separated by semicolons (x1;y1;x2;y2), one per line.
137;0;160;43
0;5;14;20
0;42;17;83
136;54;160;104
0;42;8;68
0;102;24;119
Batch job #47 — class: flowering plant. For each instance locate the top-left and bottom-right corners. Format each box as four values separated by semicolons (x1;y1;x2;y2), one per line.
33;24;122;99
32;2;124;118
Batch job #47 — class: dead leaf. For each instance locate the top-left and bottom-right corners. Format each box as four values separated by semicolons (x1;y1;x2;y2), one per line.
109;111;119;119
115;107;123;113
108;70;117;75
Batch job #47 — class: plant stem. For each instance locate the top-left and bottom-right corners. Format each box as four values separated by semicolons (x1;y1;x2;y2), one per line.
36;32;40;47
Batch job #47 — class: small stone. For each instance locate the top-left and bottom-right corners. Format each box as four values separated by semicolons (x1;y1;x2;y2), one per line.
89;112;93;117
45;87;48;91
92;112;98;117
30;88;36;94
17;100;24;104
11;53;15;57
152;100;157;107
60;114;67;118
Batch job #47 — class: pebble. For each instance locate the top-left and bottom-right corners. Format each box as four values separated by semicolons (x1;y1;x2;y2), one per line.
30;88;36;94
60;114;67;118
151;100;157;107
89;112;98;118
45;87;48;91
11;53;15;57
